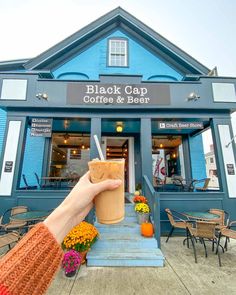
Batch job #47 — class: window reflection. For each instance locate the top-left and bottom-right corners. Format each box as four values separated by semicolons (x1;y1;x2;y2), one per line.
49;133;90;179
152;136;184;186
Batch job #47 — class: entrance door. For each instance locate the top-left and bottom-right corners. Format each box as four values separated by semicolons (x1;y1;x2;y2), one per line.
102;136;135;193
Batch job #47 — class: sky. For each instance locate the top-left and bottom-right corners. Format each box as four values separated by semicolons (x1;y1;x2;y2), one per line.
0;0;235;152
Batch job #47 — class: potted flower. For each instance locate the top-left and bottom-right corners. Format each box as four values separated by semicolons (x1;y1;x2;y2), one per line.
62;221;99;264
135;203;150;224
133;195;147;204
62;249;82;277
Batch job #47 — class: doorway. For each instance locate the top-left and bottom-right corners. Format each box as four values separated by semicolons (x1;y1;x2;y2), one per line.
102;136;135;193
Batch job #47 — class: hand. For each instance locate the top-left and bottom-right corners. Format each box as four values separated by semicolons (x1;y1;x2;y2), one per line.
44;171;122;243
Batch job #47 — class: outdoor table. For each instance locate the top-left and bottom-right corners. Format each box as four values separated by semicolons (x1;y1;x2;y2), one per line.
10;211;50;223
182;211;220;221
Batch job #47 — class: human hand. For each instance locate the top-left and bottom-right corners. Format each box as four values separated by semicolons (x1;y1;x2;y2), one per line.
62;171;122;227
44;171;122;243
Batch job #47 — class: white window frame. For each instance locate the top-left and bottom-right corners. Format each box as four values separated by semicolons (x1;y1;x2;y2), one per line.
108;39;128;67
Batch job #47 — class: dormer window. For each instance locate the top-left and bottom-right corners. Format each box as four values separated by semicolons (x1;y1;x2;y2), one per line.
108;38;128;67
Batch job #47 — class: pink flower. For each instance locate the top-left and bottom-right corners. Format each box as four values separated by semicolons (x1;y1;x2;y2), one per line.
62;250;82;274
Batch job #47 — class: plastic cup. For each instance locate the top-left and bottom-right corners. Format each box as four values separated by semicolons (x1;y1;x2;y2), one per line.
88;159;125;224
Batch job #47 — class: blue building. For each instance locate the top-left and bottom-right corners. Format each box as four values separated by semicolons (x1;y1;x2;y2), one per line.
0;7;236;265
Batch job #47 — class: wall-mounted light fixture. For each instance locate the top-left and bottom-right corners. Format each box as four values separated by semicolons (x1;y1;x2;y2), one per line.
36;93;48;100
116;122;124;133
225;135;236;148
186;92;200;102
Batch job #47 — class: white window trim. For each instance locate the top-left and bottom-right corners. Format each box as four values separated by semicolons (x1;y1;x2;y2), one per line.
108;39;128;67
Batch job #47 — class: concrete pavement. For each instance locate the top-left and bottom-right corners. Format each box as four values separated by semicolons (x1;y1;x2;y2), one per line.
47;237;236;295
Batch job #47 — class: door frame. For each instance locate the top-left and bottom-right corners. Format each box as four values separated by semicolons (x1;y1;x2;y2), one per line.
102;136;135;193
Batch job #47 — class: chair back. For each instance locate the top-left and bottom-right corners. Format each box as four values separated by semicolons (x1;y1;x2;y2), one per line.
22;174;28;187
11;206;28;216
34;172;40;185
203;178;210;189
196;221;217;239
165;208;176;226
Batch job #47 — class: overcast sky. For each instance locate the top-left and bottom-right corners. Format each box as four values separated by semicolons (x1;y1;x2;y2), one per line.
0;0;235;152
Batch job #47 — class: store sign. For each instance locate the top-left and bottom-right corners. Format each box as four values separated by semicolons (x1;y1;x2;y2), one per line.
67;83;170;105
226;164;235;175
30;118;52;137
4;161;13;173
158;121;204;129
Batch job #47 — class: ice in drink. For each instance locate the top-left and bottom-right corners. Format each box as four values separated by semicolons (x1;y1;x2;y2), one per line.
88;159;125;224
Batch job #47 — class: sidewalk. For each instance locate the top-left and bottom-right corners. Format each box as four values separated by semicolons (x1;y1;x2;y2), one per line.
47;237;236;295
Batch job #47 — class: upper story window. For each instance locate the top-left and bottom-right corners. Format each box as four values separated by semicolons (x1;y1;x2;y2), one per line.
108;39;128;67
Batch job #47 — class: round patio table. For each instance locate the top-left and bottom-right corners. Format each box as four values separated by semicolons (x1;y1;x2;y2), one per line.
183;211;220;221
10;211;50;222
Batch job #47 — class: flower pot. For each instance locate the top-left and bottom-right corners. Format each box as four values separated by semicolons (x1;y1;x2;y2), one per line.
136;212;150;224
65;270;77;277
79;250;89;264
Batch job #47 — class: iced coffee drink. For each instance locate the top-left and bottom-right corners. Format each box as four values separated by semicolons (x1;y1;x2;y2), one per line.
88;159;125;224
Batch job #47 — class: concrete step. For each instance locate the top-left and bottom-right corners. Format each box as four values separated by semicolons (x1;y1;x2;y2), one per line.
96;224;140;234
87;248;164;267
92;233;158;249
95;216;137;228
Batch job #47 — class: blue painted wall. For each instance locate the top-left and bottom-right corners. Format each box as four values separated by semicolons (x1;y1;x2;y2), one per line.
20;128;45;188
189;134;207;182
53;29;183;81
0;109;6;159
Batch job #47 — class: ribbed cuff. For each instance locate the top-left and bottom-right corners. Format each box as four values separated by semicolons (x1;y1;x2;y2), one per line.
0;222;63;295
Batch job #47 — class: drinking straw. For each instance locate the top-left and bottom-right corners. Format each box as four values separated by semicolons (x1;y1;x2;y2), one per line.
93;135;105;160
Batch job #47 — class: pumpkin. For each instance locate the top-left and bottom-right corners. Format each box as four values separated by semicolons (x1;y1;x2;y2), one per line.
141;222;154;237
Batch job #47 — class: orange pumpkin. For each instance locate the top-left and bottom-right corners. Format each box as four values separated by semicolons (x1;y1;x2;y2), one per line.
141;222;154;237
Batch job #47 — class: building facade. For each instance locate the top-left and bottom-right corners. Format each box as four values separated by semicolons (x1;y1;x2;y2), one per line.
0;8;236;241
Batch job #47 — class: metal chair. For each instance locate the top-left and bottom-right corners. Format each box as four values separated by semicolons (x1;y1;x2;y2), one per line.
1;206;28;234
0;231;20;254
218;220;236;252
22;174;38;190
165;208;188;242
208;208;230;231
187;221;221;266
193;178;210;191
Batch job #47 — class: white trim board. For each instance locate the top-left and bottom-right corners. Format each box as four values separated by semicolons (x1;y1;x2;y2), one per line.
218;125;236;198
0;121;21;196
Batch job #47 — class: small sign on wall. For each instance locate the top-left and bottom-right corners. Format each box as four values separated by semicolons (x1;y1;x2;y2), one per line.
30;118;52;137
4;161;13;173
226;164;235;175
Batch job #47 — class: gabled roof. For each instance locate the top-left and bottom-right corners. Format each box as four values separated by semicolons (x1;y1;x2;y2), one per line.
0;58;30;71
24;7;210;75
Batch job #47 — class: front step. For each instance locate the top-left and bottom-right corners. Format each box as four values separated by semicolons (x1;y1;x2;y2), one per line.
87;204;165;267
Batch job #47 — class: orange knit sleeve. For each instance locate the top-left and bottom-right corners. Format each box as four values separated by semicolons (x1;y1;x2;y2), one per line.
0;222;63;295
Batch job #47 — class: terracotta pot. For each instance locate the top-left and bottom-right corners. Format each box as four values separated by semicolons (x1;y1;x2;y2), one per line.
80;250;89;264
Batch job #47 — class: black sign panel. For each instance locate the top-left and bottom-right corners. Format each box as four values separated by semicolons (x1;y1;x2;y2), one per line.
4;161;13;173
226;164;235;175
67;83;170;106
158;121;204;129
31;118;52;137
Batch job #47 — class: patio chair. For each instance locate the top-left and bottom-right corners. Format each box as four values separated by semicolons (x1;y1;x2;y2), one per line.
34;172;53;189
208;209;230;231
165;208;188;243
218;221;236;252
187;221;221;266
0;206;28;234
0;231;20;254
193;178;210;191
22;174;38;190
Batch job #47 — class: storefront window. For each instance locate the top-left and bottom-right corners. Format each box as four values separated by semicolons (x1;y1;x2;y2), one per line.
152;136;184;186
47;133;90;186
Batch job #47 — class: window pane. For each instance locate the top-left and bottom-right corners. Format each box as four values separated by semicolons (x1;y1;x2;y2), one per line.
109;39;127;66
1;79;27;100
